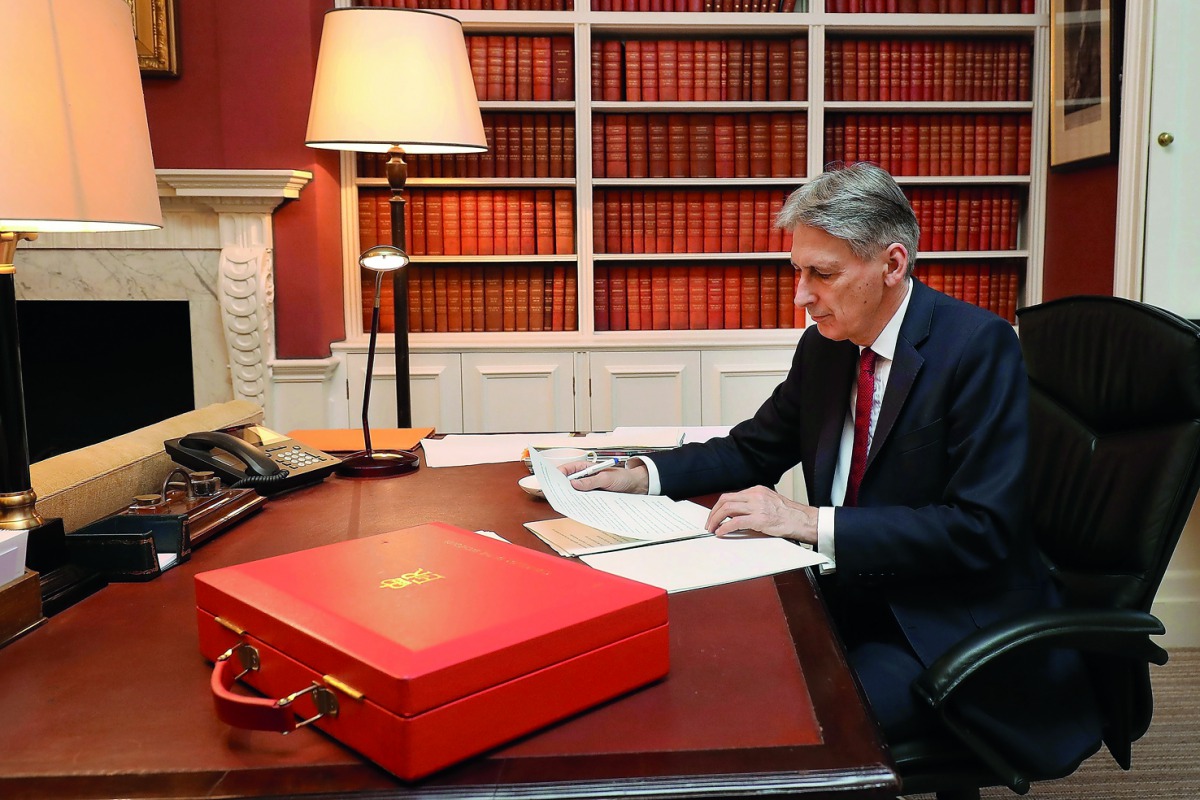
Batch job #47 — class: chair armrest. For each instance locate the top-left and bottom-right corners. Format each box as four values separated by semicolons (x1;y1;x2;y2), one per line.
914;608;1167;710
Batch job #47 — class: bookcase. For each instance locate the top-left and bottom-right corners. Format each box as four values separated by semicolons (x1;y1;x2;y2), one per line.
335;0;1046;441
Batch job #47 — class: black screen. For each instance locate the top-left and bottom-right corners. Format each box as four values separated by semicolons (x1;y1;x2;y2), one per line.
15;300;195;461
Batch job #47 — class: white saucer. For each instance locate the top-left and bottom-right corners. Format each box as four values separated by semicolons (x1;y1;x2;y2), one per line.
518;475;544;499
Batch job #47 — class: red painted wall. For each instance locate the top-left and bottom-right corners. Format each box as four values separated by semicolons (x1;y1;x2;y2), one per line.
1041;163;1119;301
141;0;345;359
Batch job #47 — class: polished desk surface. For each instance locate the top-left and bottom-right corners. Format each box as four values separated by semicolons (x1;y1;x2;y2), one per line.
0;459;898;800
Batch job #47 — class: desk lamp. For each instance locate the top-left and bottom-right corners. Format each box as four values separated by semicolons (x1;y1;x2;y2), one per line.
0;0;161;552
305;7;487;449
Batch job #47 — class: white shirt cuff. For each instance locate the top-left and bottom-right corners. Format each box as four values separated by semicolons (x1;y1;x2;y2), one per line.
817;506;836;574
629;456;661;495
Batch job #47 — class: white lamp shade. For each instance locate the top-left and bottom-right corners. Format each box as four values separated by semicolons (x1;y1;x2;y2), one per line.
306;8;488;155
0;0;162;233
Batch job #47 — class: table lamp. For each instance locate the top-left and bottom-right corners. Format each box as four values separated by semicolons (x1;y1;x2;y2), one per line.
0;0;162;555
305;7;487;448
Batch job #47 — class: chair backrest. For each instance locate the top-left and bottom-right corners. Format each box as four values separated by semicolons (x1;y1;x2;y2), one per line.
1017;296;1200;613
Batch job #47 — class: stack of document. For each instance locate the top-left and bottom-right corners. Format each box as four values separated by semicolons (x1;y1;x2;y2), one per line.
526;449;828;593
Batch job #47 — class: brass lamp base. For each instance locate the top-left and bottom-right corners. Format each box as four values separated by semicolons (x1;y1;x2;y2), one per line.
0;489;44;530
336;450;419;478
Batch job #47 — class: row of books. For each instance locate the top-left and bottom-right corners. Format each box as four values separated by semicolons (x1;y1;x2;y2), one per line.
828;0;1033;11
906;186;1023;252
595;264;805;332
592;38;807;103
359;189;576;257
825;38;1032;103
824;113;1032;176
593;188;791;255
369;265;580;334
358;113;576;180
591;0;803;10
357;0;573;7
914;262;1020;323
466;35;574;103
593;112;807;179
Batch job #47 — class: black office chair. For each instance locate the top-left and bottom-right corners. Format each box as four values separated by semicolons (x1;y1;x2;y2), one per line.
893;296;1200;799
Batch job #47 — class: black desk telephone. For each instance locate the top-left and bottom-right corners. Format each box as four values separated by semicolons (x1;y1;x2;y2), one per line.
164;425;340;496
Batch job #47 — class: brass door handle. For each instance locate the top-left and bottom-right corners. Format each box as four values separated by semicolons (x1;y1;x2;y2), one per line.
1158;132;1175;147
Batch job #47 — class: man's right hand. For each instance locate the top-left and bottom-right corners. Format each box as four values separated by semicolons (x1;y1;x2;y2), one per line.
557;461;650;494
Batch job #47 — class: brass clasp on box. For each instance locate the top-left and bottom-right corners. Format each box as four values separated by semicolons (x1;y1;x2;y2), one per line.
277;683;339;732
217;641;260;682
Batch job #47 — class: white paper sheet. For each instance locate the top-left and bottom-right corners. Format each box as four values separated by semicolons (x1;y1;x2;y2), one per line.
581;534;830;593
421;428;687;468
0;530;29;587
530;449;709;541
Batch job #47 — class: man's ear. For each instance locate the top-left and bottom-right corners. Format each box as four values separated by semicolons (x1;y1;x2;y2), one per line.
882;243;908;287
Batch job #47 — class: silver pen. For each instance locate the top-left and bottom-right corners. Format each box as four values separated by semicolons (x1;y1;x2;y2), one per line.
566;458;618;480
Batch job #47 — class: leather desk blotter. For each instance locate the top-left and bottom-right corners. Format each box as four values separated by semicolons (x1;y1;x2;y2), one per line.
195;522;669;781
286;428;434;454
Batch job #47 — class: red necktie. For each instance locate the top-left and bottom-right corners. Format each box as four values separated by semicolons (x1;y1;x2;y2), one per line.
845;348;877;507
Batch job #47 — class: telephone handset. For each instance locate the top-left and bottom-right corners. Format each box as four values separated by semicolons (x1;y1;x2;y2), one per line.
164;425;340;496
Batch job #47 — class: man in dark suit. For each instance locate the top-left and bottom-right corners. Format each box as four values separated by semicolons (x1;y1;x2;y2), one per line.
570;163;1100;775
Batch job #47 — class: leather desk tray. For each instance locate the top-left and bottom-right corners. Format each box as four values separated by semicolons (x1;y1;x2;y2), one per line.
195;521;669;781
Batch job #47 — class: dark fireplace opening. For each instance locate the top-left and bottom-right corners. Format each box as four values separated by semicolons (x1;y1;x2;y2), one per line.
16;300;195;462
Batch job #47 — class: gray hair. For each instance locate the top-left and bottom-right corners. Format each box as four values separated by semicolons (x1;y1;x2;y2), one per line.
775;162;920;276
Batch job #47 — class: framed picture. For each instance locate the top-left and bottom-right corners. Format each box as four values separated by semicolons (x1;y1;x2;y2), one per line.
128;0;179;77
1049;0;1118;169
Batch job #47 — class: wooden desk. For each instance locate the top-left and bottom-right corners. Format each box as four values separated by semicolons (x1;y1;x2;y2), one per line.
0;459;898;800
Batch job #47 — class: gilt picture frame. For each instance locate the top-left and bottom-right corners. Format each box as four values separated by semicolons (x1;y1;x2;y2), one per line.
1049;0;1117;169
129;0;179;77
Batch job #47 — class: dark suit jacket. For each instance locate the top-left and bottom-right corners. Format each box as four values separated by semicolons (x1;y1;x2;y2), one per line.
650;279;1100;773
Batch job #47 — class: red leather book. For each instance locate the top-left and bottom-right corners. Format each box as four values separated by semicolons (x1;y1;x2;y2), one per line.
551;35;574;100
777;266;795;329
656;193;673;254
624;40;642;102
468;35;488;99
609;266;628;331
528;264;545;332
748;115;771;178
604;114;629;179
967;188;982;251
535;190;555;255
420;268;437;332
459;190;479;256
424;193;443;256
625;266;642;331
443;192;462;256
617;190;633;253
687;268;707;330
705;41;722;101
601;40;622;101
686;193;705;253
704;266;724;329
727;39;744;102
740;266;760;329
767;190;785;252
551;266;567;331
667;114;690;179
445;265;464;333
532;37;552;101
668;266;690;330
657;40;678;102
677;40;694;102
723;265;742;330
788;37;807;101
979;188;994;251
554;189;574;255
563;114;576;175
358;191;378;251
713;114;735;179
516;37;535;100
485;35;505;101
593;264;610;332
375;194;392;248
650;266;670;330
628;114;649;178
547;114;564;179
759;265;778;329
534;116;551;179
826;38;842;102
752;190;771;252
749;40;768;102
467;266;484;332
986;114;1002;176
647;114;669;178
931;188;947;252
692;40;708;102
719;191;739;253
641;40;659;102
671;191;688;254
501;36;520;102
501;264;518;331
517;191;536;255
196;523;668;782
691;114;716;179
791;115;807;178
514;264;531;332
769;113;791;178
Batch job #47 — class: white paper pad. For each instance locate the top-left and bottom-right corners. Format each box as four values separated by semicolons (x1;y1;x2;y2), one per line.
581;534;830;593
0;530;29;587
530;449;708;540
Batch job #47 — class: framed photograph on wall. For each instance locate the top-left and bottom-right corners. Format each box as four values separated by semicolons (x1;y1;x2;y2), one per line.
1049;0;1117;169
129;0;179;77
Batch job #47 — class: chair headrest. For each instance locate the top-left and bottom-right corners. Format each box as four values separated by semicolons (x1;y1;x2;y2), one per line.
1018;296;1200;430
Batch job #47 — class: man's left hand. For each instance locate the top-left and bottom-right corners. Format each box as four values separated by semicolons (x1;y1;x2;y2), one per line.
705;486;818;546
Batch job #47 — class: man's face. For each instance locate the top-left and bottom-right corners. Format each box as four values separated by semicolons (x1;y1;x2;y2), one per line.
790;225;906;347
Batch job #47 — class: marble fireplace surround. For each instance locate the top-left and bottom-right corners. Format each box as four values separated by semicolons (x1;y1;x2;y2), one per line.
15;169;312;414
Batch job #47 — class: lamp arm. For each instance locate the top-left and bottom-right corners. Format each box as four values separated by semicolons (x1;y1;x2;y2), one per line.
387;146;412;428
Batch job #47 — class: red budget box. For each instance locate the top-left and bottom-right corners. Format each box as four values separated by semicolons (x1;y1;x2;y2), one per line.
195;522;668;780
